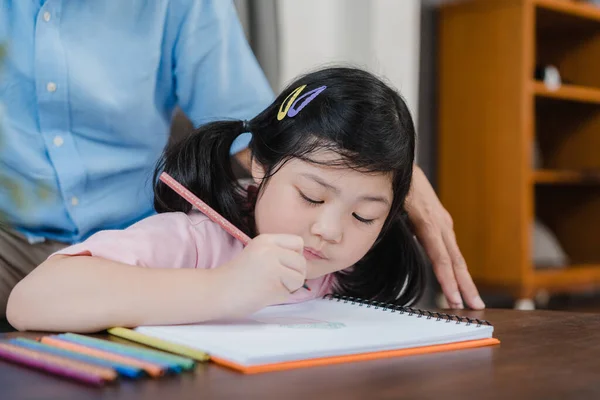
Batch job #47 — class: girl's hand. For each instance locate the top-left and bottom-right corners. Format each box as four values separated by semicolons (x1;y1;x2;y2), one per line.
217;234;307;316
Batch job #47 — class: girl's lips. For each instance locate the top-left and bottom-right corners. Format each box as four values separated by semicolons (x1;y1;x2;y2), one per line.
303;247;326;260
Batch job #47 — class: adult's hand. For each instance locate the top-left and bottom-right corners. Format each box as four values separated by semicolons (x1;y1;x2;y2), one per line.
405;166;485;310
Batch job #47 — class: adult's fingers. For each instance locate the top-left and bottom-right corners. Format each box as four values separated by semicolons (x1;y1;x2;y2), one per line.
415;224;463;308
442;230;485;309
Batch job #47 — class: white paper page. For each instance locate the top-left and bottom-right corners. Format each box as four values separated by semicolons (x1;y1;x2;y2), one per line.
136;299;494;366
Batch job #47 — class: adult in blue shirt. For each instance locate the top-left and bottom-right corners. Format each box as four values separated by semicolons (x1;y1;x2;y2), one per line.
0;0;485;319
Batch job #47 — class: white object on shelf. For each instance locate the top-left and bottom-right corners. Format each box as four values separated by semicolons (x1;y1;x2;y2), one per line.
533;219;569;268
514;298;536;310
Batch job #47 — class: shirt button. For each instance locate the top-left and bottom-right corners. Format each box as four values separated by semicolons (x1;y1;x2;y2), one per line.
71;197;79;206
53;136;64;147
43;12;51;22
47;82;57;92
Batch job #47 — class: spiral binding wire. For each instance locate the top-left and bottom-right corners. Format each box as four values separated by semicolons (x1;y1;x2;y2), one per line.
324;294;492;327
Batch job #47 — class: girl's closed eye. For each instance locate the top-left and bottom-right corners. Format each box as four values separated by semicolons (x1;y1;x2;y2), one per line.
353;213;375;225
298;190;323;206
299;189;377;225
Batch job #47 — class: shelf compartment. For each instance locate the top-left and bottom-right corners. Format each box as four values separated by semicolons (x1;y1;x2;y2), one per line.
536;1;600;89
535;97;600;170
536;186;600;265
535;0;600;27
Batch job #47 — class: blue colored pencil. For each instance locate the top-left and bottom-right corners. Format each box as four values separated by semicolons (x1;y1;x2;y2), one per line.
55;334;180;373
57;333;193;372
10;338;143;379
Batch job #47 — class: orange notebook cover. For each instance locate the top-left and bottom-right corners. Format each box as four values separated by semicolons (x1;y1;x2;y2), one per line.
212;338;500;374
135;296;499;374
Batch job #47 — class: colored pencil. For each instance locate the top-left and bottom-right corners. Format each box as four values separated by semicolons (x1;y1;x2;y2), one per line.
160;172;251;244
0;342;111;386
159;172;311;291
10;338;143;379
58;333;194;371
40;336;165;378
108;327;209;362
3;341;117;381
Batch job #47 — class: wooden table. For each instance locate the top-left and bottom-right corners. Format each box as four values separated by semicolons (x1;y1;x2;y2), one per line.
1;309;599;400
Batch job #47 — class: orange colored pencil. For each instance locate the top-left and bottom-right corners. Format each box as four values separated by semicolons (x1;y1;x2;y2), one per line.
41;336;164;378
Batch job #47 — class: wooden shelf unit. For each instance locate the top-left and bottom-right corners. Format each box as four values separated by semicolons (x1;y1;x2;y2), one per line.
439;0;600;303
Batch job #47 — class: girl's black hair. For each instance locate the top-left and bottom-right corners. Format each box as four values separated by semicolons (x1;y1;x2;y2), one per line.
154;66;426;306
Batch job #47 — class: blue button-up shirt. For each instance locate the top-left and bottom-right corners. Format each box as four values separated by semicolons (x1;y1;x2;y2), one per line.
0;0;273;243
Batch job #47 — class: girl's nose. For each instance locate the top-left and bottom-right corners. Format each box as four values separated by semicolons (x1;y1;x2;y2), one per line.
310;212;343;244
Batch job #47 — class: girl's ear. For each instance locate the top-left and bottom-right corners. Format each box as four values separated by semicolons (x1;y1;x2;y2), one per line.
251;158;266;185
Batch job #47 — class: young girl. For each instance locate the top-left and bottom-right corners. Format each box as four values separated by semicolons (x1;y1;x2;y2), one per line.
7;67;426;332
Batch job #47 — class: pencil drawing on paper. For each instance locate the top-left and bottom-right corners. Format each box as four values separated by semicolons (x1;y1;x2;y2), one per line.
253;317;346;330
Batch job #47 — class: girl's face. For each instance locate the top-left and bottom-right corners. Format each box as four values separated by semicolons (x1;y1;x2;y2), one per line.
252;150;393;279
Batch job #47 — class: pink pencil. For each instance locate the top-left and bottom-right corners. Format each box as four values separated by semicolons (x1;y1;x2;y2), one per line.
159;172;311;291
159;172;251;245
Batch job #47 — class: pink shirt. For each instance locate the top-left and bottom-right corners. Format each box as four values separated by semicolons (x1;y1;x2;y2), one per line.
55;210;334;303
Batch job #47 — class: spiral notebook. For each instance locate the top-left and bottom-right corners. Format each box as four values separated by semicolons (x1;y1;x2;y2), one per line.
135;295;499;374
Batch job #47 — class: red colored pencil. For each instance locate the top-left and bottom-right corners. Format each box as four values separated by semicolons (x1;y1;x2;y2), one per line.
159;172;311;291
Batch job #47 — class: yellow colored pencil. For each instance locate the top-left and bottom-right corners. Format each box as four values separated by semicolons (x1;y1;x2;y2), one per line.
107;327;210;362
